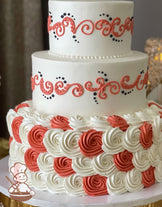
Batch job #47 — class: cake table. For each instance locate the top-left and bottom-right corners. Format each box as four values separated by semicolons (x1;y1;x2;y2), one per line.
1;156;162;207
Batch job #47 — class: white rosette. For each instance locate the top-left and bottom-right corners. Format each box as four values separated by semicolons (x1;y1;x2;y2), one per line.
30;171;47;190
60;130;82;158
125;168;144;192
135;107;158;122
16;144;28;164
152;116;162;145
46;172;65;193
148;144;160;167
32;111;53;128
69;115;90;131
107;171;127;195
123;113;142;125
17;105;31;118
37;152;55;173
132;149;150;172
43;129;63;157
64;174;86;196
123;126;142;152
19;120;34;146
90;116;109;131
72;156;95;176
102;126;124;154
6;109;17;137
92;152;117;177
9;141;27;166
158;142;162;161
155;161;162;182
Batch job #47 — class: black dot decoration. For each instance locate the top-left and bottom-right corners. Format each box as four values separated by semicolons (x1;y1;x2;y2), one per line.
140;70;145;75
121;88;134;96
93;91;99;104
98;71;108;80
131;16;134;21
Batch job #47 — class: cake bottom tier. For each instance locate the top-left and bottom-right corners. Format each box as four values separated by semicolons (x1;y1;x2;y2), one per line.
6;100;162;196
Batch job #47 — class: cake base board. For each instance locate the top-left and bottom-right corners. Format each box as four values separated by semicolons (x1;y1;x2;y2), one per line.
1;156;162;207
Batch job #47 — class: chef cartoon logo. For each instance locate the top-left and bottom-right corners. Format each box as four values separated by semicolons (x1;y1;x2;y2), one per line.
6;162;35;202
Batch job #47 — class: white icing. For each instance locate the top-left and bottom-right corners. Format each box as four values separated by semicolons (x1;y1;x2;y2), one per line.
17;106;31;118
60;130;82;158
92;152;117;177
158;142;162;161
46;172;65;193
72;156;95;176
64;174;86;196
132;149;150;172
30;171;47;190
6;109;18;137
9;140;20;161
69;116;90;131
32;111;53;128
107;171;127;195
37;152;55;173
148;144;160;167
152;116;162;145
102;126;124;154
43;129;64;157
125;168;144;192
155;161;162;182
123;126;142;152
90;116;109;131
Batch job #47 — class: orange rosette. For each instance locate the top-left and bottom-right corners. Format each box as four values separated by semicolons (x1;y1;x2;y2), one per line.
142;166;155;188
12;116;24;143
24;148;40;172
107;115;129;131
113;150;134;172
9;136;13;146
50;115;72;131
78;129;103;157
83;174;108;196
139;122;153;149
28;125;48;153
54;157;75;177
14;103;29;112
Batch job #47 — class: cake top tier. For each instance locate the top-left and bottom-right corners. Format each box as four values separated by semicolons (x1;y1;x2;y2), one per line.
48;0;134;58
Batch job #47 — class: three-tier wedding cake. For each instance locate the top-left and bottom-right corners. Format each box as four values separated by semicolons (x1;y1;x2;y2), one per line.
6;0;162;196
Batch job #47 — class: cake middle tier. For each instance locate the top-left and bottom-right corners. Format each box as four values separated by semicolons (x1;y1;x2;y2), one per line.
48;0;134;57
32;51;148;116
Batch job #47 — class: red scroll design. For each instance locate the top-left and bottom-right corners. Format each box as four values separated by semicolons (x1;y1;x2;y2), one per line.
95;19;112;36
111;17;134;37
55;81;84;97
48;16;134;38
31;75;54;95
85;77;120;99
121;70;148;91
73;20;94;35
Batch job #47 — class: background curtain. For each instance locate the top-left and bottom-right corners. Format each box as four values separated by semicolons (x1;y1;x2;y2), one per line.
0;0;48;138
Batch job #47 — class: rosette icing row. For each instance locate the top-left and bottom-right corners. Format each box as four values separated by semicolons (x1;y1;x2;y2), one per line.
7;100;162;196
